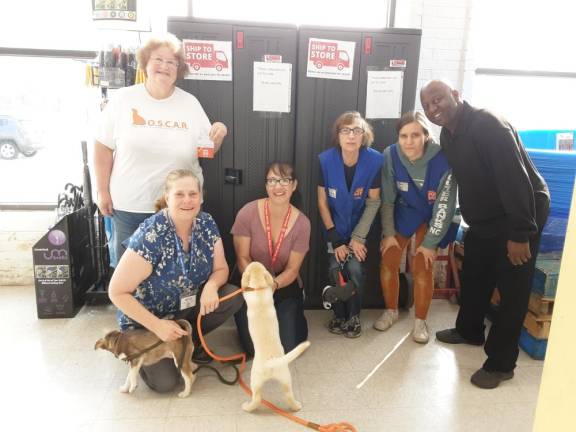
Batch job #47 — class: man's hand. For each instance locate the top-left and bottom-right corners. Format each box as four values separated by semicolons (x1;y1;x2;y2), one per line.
507;240;531;266
199;284;220;316
152;319;187;342
350;239;367;262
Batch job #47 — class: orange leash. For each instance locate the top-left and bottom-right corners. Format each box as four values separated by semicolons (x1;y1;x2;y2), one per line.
196;287;357;432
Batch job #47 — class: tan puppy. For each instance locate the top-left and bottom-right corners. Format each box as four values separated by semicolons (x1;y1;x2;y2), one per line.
241;262;311;412
94;319;196;398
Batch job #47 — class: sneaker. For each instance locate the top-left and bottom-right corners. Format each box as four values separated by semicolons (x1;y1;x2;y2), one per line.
373;309;398;331
192;344;213;364
412;318;429;344
343;315;362;338
326;316;346;335
435;328;484;345
470;368;514;389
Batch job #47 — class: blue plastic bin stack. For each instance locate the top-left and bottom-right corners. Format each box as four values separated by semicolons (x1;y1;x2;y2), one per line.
516;142;574;360
526;149;575;254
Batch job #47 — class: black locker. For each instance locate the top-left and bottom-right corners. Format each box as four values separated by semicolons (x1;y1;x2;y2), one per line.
168;19;422;308
168;18;298;262
294;26;422;308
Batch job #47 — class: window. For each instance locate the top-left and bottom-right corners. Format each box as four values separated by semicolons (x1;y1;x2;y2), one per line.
0;0;190;206
472;0;576;131
0;56;100;204
193;0;391;28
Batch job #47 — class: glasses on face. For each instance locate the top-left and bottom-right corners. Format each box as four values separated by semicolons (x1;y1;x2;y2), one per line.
339;127;364;136
151;56;179;69
265;177;293;187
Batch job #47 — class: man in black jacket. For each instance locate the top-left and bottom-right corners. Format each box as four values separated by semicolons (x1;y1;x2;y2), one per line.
420;80;550;389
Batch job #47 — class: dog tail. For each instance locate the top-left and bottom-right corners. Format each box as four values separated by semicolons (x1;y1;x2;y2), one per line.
176;319;192;335
265;341;311;369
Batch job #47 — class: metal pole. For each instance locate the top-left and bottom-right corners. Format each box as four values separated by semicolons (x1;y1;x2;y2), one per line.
388;0;397;28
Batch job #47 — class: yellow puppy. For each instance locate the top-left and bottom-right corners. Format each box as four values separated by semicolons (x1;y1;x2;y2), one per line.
241;262;310;412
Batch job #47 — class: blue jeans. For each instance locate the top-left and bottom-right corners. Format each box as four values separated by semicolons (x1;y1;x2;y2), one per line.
328;254;366;320
111;210;152;267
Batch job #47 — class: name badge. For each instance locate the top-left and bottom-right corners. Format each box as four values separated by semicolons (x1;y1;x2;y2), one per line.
180;294;197;311
396;181;409;192
328;188;337;198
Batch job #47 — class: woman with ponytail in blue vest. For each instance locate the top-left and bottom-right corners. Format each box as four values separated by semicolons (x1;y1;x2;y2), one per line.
374;111;457;343
318;111;384;338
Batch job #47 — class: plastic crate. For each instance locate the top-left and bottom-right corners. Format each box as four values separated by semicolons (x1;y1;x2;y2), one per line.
519;327;547;360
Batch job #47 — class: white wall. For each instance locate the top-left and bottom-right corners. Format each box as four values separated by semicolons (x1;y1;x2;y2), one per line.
0;211;53;285
396;0;475;111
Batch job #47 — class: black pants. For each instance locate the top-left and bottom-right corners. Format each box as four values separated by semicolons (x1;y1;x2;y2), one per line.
456;197;549;372
139;283;244;393
234;290;308;358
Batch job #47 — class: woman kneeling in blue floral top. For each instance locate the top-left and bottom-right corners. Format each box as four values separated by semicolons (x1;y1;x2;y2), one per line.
108;169;243;393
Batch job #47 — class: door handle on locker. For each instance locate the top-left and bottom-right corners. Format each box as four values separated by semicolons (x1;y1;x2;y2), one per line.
224;168;242;184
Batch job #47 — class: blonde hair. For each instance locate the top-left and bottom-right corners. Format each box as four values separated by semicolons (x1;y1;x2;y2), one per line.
331;111;374;148
155;169;201;211
136;33;188;80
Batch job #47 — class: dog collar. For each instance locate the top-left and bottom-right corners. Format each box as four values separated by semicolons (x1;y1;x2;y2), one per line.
242;286;270;292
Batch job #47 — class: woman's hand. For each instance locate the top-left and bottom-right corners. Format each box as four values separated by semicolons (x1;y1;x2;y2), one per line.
152;319;188;342
380;236;400;255
334;244;349;263
416;246;437;270
97;190;114;216
209;122;228;146
200;284;220;316
350;239;367;262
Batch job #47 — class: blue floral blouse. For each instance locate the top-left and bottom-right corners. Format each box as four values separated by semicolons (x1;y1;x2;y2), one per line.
117;210;221;330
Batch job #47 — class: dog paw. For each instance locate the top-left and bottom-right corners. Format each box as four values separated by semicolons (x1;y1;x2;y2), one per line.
177;390;191;398
289;400;302;411
119;385;129;393
242;401;258;412
128;384;138;394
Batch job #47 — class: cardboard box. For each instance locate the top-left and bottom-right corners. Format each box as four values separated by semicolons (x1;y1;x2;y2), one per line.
528;292;554;319
523;310;551;339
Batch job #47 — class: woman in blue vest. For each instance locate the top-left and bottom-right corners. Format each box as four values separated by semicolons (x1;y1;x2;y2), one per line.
318;111;384;338
374;111;457;343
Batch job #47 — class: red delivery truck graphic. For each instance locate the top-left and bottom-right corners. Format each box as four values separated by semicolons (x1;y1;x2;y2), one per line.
185;42;229;71
309;41;350;70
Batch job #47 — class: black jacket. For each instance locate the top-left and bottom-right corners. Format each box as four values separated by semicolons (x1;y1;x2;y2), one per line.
440;102;549;242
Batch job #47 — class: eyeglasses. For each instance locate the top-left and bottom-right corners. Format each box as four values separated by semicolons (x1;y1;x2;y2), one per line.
339;127;364;136
265;177;293;187
151;57;180;69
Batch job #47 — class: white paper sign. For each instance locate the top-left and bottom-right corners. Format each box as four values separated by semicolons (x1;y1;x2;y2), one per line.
306;38;355;81
253;62;292;113
365;70;404;119
183;40;232;81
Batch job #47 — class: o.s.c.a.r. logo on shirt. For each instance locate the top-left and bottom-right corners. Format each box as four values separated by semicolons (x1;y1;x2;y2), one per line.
131;108;189;130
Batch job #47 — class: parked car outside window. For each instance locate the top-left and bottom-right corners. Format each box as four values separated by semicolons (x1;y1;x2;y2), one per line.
0;115;42;159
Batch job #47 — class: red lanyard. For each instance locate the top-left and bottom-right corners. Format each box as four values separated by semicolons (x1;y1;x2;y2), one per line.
264;199;291;268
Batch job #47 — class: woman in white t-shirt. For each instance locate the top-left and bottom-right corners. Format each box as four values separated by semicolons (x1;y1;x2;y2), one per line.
94;33;228;266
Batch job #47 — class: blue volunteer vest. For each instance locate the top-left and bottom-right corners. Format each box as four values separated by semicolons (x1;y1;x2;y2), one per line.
390;144;456;248
319;146;383;240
